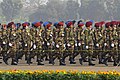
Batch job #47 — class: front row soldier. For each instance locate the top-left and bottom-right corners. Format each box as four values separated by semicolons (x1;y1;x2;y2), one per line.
82;21;95;66
31;21;44;65
43;22;54;64
53;21;66;65
64;20;76;64
93;22;104;64
76;21;87;65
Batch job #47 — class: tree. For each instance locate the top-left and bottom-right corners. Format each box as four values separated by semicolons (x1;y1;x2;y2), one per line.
1;0;23;21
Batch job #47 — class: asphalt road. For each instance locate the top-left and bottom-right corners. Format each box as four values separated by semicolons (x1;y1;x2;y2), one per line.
0;56;120;72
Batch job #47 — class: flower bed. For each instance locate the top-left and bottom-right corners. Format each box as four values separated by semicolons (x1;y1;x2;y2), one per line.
0;70;120;80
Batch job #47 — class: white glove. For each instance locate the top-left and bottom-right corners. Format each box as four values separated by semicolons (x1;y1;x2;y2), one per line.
86;46;89;49
33;44;37;49
25;44;27;46
47;43;50;46
78;43;81;46
9;43;12;46
67;43;71;47
3;42;6;44
56;44;59;48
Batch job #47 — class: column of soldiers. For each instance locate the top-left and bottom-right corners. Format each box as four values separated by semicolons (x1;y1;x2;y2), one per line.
0;20;120;66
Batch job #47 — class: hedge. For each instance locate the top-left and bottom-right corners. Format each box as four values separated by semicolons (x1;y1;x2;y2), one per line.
0;70;119;80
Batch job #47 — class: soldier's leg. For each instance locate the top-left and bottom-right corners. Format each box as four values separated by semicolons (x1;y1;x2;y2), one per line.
62;50;69;63
11;50;18;65
37;51;44;65
103;51;110;66
112;51;118;66
88;50;95;66
2;51;9;65
48;49;55;65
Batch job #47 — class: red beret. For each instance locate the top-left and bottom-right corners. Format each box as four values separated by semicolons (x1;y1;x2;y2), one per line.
99;21;105;27
105;22;111;28
67;21;73;27
34;22;41;28
86;21;92;27
22;22;30;27
58;21;64;26
46;23;52;29
7;22;14;28
78;23;84;27
95;23;100;27
110;21;117;27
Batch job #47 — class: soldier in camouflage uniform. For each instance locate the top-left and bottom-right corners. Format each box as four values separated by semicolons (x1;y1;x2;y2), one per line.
43;22;54;64
110;21;118;66
31;21;44;65
21;22;32;65
53;21;66;65
75;21;86;65
93;22;104;64
4;22;19;65
64;21;76;64
102;22;113;66
83;21;95;66
1;24;9;64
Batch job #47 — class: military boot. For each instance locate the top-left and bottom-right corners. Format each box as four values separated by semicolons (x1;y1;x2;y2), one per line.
49;58;55;65
37;61;44;65
69;57;76;64
88;57;95;66
113;58;117;66
79;58;83;65
3;54;9;65
103;57;108;66
11;58;18;65
59;58;66;66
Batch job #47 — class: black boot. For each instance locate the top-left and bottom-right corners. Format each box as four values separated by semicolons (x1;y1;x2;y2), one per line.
88;58;95;66
69;57;76;64
37;61;44;65
103;57;108;66
59;59;66;66
79;58;83;65
11;58;17;65
49;58;55;65
3;54;9;65
113;58;117;66
26;57;32;65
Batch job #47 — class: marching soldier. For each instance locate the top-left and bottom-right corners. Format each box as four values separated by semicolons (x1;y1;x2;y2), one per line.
31;21;44;65
53;21;66;65
93;22;104;64
43;22;54;64
21;22;32;65
83;21;95;66
111;21;118;66
102;22;113;66
75;21;86;65
64;20;76;64
1;24;9;64
5;22;19;65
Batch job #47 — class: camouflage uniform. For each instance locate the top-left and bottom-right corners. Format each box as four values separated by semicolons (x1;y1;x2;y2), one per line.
83;21;95;66
21;27;32;64
64;22;76;64
33;27;44;65
53;22;66;65
93;23;104;64
75;25;85;65
43;24;54;64
1;28;9;64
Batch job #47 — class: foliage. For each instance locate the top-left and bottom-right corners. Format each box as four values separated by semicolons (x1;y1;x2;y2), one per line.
0;70;119;80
